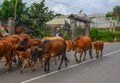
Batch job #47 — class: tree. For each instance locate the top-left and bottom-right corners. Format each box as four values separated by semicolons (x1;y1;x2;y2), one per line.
113;6;120;22
0;0;26;22
106;6;120;22
26;0;55;38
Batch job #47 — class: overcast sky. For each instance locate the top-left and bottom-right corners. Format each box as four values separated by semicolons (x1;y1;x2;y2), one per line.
1;0;120;15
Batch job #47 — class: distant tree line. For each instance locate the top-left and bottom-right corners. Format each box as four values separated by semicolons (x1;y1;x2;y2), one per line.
106;6;120;23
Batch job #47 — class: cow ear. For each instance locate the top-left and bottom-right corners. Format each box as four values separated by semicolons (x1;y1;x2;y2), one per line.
38;48;43;51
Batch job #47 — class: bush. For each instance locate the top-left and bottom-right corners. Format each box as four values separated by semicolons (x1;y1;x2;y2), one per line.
90;28;118;42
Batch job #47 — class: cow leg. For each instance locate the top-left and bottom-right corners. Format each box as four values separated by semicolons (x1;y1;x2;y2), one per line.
40;58;44;68
20;60;27;73
64;57;69;67
47;58;50;72
14;51;20;67
58;56;64;70
79;51;83;63
44;59;47;72
38;56;44;69
5;57;8;66
5;52;13;73
58;56;61;60
74;51;78;63
18;58;23;68
44;57;50;73
89;48;93;59
12;55;17;64
83;51;86;61
100;50;103;58
6;56;12;73
96;49;99;58
32;61;38;71
8;59;12;73
28;61;33;71
54;57;57;65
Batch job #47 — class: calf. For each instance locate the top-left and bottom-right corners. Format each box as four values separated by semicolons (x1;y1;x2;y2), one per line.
93;41;104;58
19;47;38;73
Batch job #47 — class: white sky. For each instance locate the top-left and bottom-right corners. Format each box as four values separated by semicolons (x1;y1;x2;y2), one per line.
1;0;120;15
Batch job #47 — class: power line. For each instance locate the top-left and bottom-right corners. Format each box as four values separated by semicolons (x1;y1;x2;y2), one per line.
48;0;84;10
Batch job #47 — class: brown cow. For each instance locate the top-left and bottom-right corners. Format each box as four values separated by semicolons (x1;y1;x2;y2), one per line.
19;34;31;41
4;35;23;49
41;36;64;65
38;39;69;72
41;36;64;43
15;34;32;67
18;49;32;73
66;37;93;63
30;39;42;46
19;47;40;73
93;41;104;58
65;40;73;52
0;40;14;72
0;35;22;67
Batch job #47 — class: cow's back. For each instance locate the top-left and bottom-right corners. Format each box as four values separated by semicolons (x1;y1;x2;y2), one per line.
75;37;92;50
42;36;64;43
39;39;66;57
50;40;66;55
93;41;104;50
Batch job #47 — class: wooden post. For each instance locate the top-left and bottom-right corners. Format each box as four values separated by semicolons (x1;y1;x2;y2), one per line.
70;19;75;40
8;17;15;34
85;22;90;36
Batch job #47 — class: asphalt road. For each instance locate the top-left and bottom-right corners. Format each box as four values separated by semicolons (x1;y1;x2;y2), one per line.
0;43;120;83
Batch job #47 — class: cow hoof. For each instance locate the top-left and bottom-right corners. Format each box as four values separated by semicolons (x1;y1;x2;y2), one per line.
32;69;36;71
76;59;79;63
58;68;61;70
5;63;7;66
6;71;9;74
44;69;49;73
45;71;49;73
78;61;81;63
20;71;23;73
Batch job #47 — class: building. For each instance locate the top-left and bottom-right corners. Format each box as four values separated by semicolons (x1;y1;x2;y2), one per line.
46;15;70;28
88;13;118;31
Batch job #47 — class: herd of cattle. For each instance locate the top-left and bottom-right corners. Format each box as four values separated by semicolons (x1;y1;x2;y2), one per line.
0;34;104;73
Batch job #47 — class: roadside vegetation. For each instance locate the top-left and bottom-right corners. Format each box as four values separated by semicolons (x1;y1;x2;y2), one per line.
90;28;120;42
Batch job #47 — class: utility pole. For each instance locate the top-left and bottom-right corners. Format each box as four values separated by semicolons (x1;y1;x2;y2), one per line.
14;0;18;21
8;0;18;34
109;17;112;32
13;0;18;34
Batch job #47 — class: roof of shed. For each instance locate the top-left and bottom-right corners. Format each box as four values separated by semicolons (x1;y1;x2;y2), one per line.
68;14;92;23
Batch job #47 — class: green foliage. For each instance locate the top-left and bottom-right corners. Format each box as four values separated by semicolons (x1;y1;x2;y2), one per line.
113;6;120;21
90;28;116;42
0;0;26;21
106;6;120;22
25;0;55;38
0;0;61;38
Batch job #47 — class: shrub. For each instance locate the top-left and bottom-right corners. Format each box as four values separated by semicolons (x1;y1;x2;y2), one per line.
90;28;118;42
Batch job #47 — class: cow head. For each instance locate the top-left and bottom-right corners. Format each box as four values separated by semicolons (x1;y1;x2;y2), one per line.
66;40;74;51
